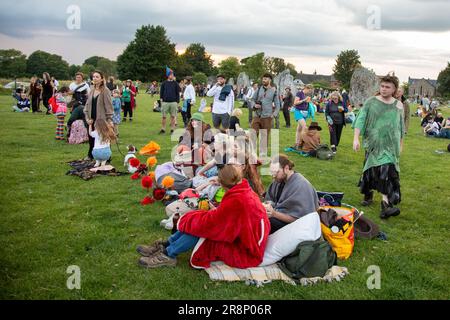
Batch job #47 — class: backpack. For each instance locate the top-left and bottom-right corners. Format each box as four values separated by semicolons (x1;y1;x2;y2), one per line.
315;144;334;160
278;238;337;280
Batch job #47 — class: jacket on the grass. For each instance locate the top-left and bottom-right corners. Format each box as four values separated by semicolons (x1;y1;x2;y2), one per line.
177;179;270;269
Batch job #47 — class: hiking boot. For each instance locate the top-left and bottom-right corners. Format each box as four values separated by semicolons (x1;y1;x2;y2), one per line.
136;239;166;257
380;201;400;219
138;252;177;268
361;191;374;206
331;146;337;154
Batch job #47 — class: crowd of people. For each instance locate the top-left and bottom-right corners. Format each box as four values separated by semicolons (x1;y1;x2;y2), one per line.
9;67;449;272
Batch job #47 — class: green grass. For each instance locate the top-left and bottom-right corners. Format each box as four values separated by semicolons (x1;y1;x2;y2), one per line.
0;93;449;300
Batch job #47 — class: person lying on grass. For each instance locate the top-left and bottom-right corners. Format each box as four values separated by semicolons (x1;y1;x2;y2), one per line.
137;163;270;269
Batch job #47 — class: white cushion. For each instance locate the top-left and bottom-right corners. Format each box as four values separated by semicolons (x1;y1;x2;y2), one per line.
259;212;322;266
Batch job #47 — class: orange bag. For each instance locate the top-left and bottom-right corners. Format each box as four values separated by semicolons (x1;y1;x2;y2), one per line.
319;206;356;260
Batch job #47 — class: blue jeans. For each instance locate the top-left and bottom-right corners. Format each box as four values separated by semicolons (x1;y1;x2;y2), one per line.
92;147;112;161
166;231;199;258
439;128;450;139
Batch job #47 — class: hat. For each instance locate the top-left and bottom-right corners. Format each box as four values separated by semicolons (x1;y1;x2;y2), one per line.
191;112;204;122
165;66;174;77
308;122;322;131
354;214;380;240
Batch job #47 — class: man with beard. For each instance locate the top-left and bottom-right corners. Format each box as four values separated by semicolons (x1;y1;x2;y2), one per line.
263;154;319;234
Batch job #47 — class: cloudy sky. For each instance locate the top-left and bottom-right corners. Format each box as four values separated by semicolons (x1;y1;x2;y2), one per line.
1;0;449;82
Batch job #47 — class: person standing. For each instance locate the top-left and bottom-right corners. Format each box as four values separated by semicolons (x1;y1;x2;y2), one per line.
106;77;117;92
207;75;235;130
182;76;196;127
353;74;404;219
122;80;136;122
281;87;294;128
395;88;410;134
246;83;258;125
325;91;347;154
292;84;313;149
159;68;181;134
83;70;114;160
41;72;54;115
251;73;280;137
29;76;42;113
69;72;90;106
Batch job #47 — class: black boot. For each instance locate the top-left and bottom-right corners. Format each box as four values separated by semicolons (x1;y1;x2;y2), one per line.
361;191;374;206
380;201;400;219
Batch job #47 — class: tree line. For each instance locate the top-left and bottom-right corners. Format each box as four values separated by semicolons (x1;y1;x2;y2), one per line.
1;24;448;96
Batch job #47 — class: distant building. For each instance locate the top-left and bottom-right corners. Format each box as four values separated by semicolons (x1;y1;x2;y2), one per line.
408;77;438;97
295;71;340;89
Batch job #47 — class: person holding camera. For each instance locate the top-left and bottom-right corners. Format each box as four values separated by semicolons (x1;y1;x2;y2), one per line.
250;73;281;137
207;74;235;130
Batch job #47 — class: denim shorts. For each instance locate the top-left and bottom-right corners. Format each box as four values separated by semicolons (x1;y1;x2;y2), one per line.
92;147;111;161
294;109;309;122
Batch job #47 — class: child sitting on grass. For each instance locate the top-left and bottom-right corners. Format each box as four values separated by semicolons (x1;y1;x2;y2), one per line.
88;118;117;168
53;87;69;140
12;92;31;112
229;108;243;133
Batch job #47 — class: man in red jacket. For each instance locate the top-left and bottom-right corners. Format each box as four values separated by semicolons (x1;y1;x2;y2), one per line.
137;164;270;269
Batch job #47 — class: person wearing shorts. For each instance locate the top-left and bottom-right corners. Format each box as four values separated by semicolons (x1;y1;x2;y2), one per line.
160;69;181;134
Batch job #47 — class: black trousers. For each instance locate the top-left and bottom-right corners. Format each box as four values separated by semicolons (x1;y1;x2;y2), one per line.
123;101;132;118
269;217;289;234
42;95;52;111
329;123;344;147
181;103;192;127
31;95;40;112
282;106;291;127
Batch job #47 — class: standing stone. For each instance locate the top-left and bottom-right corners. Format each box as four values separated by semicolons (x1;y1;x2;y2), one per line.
236;72;250;94
274;69;298;96
350;66;380;107
227;78;235;86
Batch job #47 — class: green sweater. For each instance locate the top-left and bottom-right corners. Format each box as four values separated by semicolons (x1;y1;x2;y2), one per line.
353;96;404;172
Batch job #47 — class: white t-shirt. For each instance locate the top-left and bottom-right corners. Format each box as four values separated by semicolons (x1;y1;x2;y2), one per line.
183;84;196;103
69;82;91;94
89;130;110;149
206;85;234;115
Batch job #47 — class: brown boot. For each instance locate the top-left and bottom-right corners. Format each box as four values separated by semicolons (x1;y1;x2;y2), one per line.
136;239;166;257
138;252;177;268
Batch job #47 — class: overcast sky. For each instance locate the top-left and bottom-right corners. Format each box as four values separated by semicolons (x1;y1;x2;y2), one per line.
1;0;449;82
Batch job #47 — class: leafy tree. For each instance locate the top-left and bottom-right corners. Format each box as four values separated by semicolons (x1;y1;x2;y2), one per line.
0;49;27;78
68;64;81;77
79;64;96;77
241;52;266;81
84;56;102;68
96;58;117;77
286;63;298;76
332;49;361;90
26;50;70;79
182;43;214;75
218;57;241;80
172;54;194;79
264;57;286;75
117;25;177;81
437;62;450;97
193;72;208;85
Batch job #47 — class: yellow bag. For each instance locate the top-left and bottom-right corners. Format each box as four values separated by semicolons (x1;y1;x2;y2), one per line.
319;206;356;260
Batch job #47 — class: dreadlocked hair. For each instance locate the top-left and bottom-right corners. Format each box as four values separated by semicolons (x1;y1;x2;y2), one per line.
95;119;117;144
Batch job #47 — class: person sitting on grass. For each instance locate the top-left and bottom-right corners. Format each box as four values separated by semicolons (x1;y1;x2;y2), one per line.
263;154;319;234
438;117;450;139
297;122;322;157
137;163;270;269
88;118;116;168
12;92;31;112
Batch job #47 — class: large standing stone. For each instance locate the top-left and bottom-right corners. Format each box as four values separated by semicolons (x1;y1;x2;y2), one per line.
236;72;250;93
274;69;298;96
227;78;235;86
350;66;380;107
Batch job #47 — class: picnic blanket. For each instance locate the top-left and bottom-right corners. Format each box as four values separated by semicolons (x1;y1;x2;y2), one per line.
284;147;310;157
66;160;127;180
205;261;349;287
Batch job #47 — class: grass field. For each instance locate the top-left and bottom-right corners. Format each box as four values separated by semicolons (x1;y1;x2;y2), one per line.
0;92;449;300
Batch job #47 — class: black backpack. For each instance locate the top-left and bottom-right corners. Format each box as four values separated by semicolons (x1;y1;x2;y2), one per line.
278;238;337;281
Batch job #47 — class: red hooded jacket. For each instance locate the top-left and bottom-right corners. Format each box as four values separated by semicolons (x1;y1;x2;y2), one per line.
178;179;270;269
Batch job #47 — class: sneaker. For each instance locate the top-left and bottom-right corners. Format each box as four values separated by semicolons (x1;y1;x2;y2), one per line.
138;252;177;268
158;129;165;134
361;191;374;206
136;239;166;257
380;201;400;219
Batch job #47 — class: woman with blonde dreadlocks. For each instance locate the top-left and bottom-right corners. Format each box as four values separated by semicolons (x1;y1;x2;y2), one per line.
88;118;117;168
